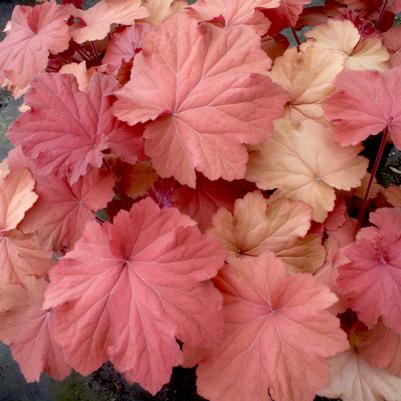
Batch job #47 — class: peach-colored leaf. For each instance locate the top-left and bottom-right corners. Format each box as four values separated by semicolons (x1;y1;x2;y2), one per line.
383;185;401;206
323;67;401;147
0;1;70;88
44;197;225;394
246;119;368;222
208;190;325;272
8;73;143;184
0;277;71;382
113;13;288;187
319;350;401;401
143;0;186;26
0;231;53;286
69;0;149;43
20;168;114;252
196;252;348;401
268;46;343;122
302;19;389;71
0;168;37;232
188;0;280;34
59;61;89;91
337;208;401;332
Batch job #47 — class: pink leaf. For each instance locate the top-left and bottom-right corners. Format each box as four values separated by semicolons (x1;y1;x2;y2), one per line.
323;68;401;147
337;208;401;332
8;73;143;184
19;168;115;252
102;23;150;71
44;197;226;394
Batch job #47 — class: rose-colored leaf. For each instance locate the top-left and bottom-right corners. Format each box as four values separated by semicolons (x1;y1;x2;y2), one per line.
319;350;401;401
102;23;150;71
172;175;252;231
323;67;401;147
262;0;313;35
69;0;149;43
8;73;143;184
361;323;401;377
19;168;114;252
120;161;159;200
246;119;368;222
0;1;70;88
268;46;343;122
197;252;348;401
0;277;71;382
113;13;288;187
188;0;280;35
337;208;401;332
383;26;401;68
44;197;225;394
0;168;37;232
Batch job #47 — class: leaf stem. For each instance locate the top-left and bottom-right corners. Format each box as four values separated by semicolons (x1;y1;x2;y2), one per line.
357;126;389;225
376;0;389;27
291;27;301;47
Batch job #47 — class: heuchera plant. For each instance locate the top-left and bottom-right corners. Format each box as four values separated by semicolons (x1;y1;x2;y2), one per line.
1;0;401;400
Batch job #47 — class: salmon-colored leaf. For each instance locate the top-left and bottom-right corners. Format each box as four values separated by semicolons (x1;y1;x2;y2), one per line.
19;168;114;252
113;13;288;187
383;26;401;68
0;231;53;286
188;0;280;34
196;252;348;401
0;277;71;382
0;168;37;232
0;1;70;88
69;0;148;43
44;197;225;394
